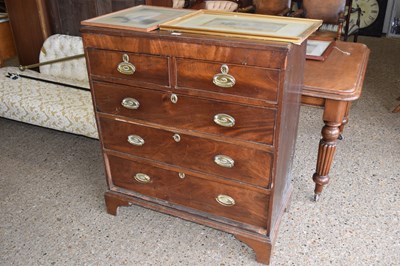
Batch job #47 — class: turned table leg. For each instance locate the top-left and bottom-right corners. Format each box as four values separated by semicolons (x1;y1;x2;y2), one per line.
338;102;351;140
313;100;348;201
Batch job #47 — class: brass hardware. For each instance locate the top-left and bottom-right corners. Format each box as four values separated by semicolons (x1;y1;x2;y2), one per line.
121;97;140;110
216;194;235;206
134;173;151;183
170;94;178;104
127;135;144;146
173;133;181;142
214;155;235;168
117;54;136;75
214;113;235;127
178;172;186;179
19;54;85;71
213;64;236;88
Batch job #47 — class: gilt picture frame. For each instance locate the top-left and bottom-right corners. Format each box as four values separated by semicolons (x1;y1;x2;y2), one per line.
160;10;322;44
81;5;194;32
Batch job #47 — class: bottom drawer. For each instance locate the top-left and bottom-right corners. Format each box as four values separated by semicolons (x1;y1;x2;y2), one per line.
107;153;270;229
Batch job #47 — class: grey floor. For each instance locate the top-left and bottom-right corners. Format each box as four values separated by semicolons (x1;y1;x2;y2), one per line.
1;36;399;266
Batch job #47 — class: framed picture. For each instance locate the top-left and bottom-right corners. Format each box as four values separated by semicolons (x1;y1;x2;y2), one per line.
306;40;334;61
81;5;194;32
160;10;322;44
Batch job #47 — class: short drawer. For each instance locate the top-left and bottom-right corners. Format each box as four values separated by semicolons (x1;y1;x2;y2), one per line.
93;81;276;145
107;154;270;229
87;49;169;87
99;117;272;187
176;59;280;103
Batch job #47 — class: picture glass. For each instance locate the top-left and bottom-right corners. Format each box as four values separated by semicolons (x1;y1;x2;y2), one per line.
306;40;332;57
82;5;194;31
161;11;322;40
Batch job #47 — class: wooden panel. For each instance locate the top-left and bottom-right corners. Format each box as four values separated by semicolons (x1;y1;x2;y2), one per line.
176;58;280;103
0;20;16;66
4;0;50;66
112;0;145;11
88;49;170;88
93;81;276;145
145;0;173;7
100;117;273;187
107;153;270;228
46;0;113;36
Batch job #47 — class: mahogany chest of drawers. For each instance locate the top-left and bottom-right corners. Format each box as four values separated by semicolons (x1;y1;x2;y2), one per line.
82;25;305;264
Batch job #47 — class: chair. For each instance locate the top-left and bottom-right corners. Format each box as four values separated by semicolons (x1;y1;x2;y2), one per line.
191;0;240;11
292;0;360;42
253;0;293;16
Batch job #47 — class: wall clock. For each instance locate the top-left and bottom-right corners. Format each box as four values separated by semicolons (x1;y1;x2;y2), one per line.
351;0;388;36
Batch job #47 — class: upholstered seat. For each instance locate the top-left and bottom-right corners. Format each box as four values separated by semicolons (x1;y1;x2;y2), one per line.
0;34;97;139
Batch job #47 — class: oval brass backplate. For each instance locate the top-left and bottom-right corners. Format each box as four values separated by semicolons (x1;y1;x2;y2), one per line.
214;113;235;127
134;173;151;183
127;135;144;146
214;155;235;168
216;194;235;206
117;54;136;75
121;97;140;109
213;64;235;88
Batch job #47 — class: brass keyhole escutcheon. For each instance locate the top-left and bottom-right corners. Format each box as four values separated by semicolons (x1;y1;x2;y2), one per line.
173;133;181;142
170;94;178;104
178;172;186;179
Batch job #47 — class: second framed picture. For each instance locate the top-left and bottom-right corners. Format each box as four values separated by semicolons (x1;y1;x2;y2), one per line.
306;40;334;61
160;9;322;44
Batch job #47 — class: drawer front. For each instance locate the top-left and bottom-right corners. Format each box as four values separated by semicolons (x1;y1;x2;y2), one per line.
87;49;169;87
99;117;272;187
176;59;279;103
93;82;276;145
107;154;270;228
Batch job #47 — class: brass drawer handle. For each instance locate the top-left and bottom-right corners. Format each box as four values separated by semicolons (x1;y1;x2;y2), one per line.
127;134;144;146
214;155;235;168
214;113;235;127
121;97;140;109
213;64;235;88
216;194;235;206
117;54;136;75
134;173;151;183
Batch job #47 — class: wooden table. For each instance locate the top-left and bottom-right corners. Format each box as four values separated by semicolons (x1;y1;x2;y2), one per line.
301;41;370;201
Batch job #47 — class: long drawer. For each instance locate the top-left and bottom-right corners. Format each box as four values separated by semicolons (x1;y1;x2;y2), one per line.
87;49;170;88
107;153;270;229
176;58;280;103
99;117;272;187
93;81;276;145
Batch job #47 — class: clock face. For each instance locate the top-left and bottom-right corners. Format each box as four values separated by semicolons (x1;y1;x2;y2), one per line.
352;0;380;28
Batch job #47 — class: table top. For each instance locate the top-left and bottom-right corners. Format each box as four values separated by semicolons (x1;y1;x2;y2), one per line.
303;41;370;101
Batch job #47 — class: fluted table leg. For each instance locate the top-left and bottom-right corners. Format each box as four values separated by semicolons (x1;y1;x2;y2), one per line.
313;100;348;201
